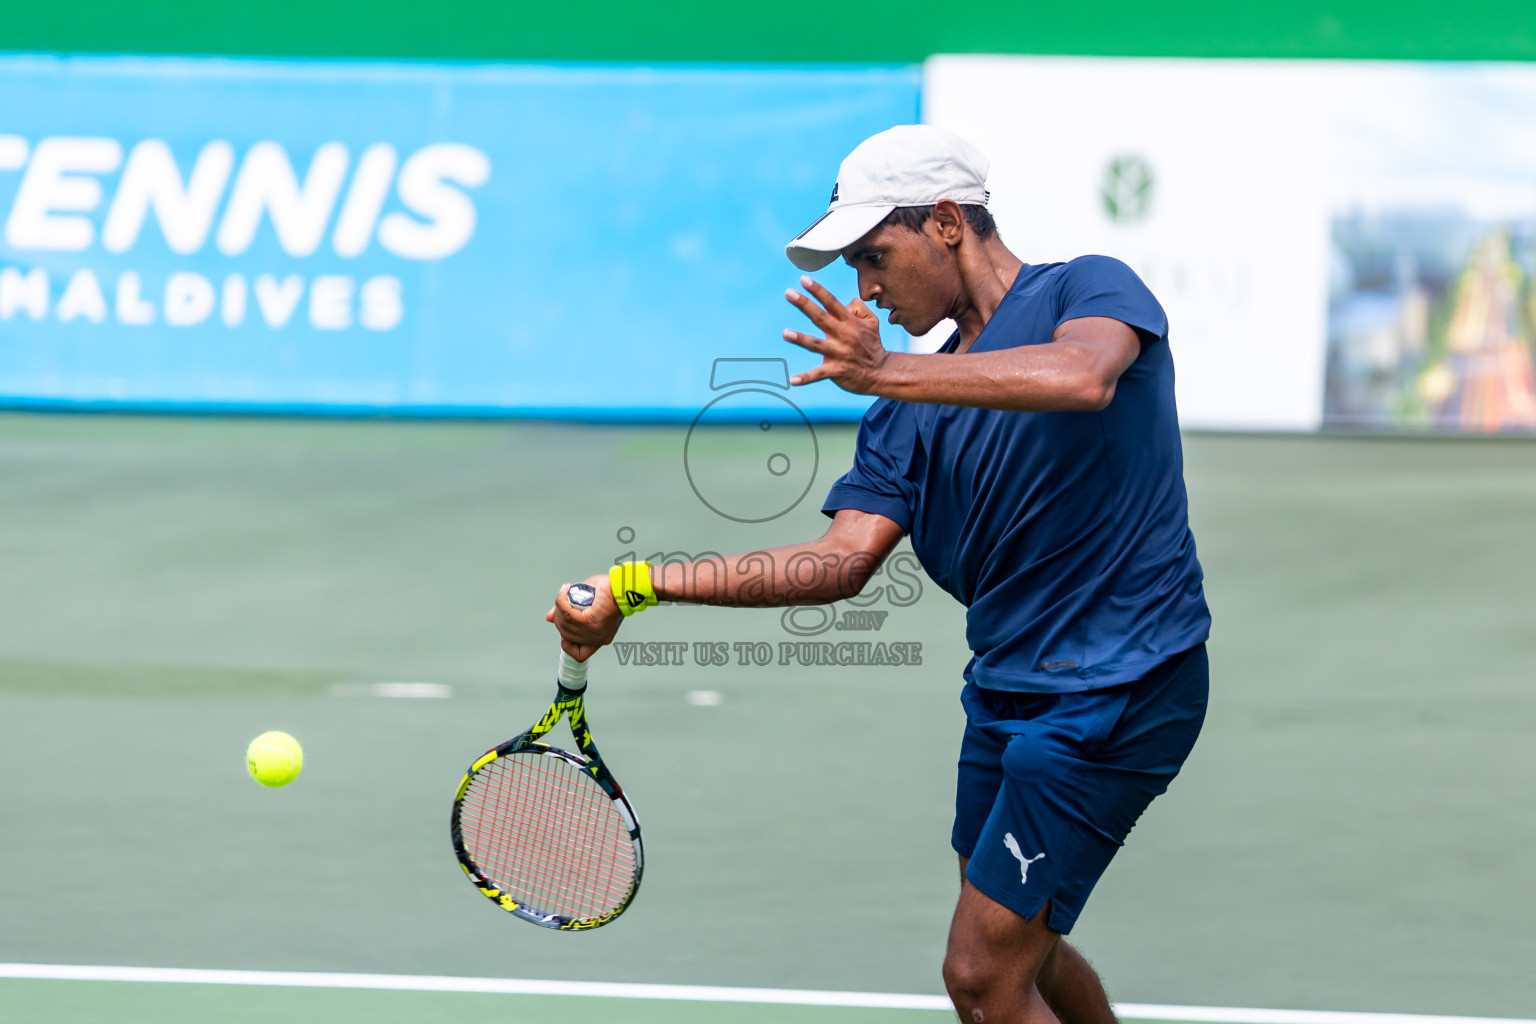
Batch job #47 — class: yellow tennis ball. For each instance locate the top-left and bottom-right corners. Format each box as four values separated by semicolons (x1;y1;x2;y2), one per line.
246;731;303;787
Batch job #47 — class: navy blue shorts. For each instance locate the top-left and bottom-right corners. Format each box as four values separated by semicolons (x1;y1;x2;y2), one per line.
952;644;1208;934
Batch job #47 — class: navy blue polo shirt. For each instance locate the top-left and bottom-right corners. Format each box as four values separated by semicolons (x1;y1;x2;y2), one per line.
822;255;1210;693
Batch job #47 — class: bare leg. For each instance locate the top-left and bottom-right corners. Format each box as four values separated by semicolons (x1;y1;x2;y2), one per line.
944;874;1060;1024
949;857;1115;1024
1037;940;1117;1024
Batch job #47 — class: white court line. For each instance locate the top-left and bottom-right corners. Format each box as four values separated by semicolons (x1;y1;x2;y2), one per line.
0;964;1531;1024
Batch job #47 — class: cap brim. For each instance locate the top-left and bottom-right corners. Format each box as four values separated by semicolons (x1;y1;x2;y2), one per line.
784;204;894;272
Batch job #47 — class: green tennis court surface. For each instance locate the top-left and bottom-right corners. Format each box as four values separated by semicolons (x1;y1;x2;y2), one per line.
0;979;951;1024
7;979;1373;1024
0;979;952;1024
0;414;1532;1021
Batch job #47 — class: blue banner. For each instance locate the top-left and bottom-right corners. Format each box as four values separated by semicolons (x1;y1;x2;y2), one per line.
0;57;919;419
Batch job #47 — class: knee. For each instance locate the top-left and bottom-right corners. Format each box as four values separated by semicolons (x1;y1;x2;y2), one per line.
942;949;999;1005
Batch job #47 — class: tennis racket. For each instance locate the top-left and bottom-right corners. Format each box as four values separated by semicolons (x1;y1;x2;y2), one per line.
450;582;644;930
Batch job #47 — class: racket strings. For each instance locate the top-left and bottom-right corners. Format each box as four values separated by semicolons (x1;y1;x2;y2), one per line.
460;751;636;921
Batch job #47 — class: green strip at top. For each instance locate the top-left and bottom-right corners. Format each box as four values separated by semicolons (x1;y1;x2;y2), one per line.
3;0;1534;64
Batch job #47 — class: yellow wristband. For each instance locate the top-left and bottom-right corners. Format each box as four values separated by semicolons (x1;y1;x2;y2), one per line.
609;561;660;617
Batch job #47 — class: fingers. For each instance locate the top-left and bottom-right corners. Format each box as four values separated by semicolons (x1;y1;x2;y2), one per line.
848;298;878;321
784;288;836;331
782;327;831;385
551;578;619;656
781;328;826;353
551;584;589;638
799;276;848;317
553;615;606;649
790;364;831;387
560;639;598;662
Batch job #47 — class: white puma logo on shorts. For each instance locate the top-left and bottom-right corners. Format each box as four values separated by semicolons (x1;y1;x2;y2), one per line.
1003;832;1045;885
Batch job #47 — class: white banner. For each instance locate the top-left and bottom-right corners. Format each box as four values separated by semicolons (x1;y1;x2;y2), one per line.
923;57;1536;434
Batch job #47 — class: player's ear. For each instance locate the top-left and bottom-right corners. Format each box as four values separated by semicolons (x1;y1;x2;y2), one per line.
929;200;965;247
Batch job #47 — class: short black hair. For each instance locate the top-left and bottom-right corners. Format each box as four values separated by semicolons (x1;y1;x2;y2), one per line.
879;203;997;240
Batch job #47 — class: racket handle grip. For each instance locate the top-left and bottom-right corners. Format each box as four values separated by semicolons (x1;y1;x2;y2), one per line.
558;581;597;691
558;651;589;691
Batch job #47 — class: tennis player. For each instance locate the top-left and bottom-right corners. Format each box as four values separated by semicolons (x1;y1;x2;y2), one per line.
549;124;1211;1024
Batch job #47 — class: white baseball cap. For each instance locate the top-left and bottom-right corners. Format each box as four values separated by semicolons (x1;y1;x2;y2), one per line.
784;125;991;272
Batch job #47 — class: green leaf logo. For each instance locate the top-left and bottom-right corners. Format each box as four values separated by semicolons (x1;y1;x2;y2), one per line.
1101;155;1154;224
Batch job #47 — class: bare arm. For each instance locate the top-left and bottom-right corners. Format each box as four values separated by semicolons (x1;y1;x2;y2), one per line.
858;316;1140;411
546;508;905;660
783;277;1141;412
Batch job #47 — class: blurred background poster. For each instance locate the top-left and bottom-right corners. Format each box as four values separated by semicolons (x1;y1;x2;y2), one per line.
925;57;1536;435
0;57;917;419
1325;64;1536;433
4;54;1535;432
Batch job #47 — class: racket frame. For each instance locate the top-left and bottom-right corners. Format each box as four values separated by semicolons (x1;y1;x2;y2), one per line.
451;663;644;931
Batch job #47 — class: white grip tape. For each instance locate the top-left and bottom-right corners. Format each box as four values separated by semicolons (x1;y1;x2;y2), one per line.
558;651;589;691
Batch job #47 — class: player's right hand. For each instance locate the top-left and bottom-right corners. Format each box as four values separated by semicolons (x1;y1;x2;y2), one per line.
545;575;623;661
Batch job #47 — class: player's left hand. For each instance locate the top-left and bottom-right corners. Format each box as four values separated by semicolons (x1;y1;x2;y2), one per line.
545;575;622;661
783;276;889;392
